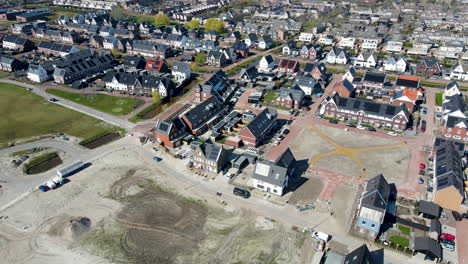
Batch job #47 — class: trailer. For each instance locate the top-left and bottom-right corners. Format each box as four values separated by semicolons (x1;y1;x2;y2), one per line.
312;231;331;242
57;160;84;177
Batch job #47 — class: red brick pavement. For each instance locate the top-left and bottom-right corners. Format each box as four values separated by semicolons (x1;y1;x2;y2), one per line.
308;167;365;200
456;220;468;264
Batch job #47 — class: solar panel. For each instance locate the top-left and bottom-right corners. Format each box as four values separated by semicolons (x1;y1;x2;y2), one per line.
208;146;220;160
364;102;380;113
337;98;348;107
159;123;169;131
353;100;361;109
385;106;396;116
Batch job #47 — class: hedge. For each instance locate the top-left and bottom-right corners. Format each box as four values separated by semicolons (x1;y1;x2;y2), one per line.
79;131;114;146
23;152;59;173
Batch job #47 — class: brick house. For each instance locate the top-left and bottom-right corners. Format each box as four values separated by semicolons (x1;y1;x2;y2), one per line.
2;35;34;51
276;88;304;109
395;75;420;91
360;72;387;94
442;94;468;142
181;96;229;136
0;55;27;72
154;117;188;148
302;62;327;81
38;41;79;57
53;54;116;84
390;88;424;113
145;58;170;73
277;59;299;74
300;44;322;60
416;58;441;76
191;142;229;174
238;108;277;147
332;79;355;97
320;93;410;130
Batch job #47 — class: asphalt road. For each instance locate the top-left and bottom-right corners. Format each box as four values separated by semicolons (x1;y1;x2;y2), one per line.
0;79;135;131
0;139;86;157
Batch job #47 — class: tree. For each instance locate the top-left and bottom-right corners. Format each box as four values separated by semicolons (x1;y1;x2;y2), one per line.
186;19;200;29
205;18;225;33
110;7;125;20
111;48;119;58
153;13;170;26
152;91;161;104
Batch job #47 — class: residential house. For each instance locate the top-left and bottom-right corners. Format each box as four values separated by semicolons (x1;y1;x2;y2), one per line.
326;47;348;64
27;64;49;83
450;62;468;81
276;87;304;109
123;56;146;70
258;35;273;50
362;38;380;50
416;58;441;76
145;58;170;74
103;36;126;52
391;88;423;112
418;200;441;220
360;72;387;94
239;66;258;82
408;41;432;56
413;237;442;262
89;35;104;48
441;93;468;141
300;44;322;60
383;55;407;72
258;54;275;73
343;66;357;83
338;37;355;48
238;108;277;147
320;93;410;130
232;42;249;58
38;41;79;57
53;53;116;84
294;74;321;96
395;75;420;91
194;70;229;102
191;142;229;174
332;79;355;97
172;62;191;83
225;31;241;43
181;37;202;50
298;32;314;42
302;62;327;81
385;41;403;52
244;33;258;47
202;40;219;52
277;58;299;74
127;40;172;59
2;35;34;51
207;50;228;67
282;41;296;56
433;140;465;212
181;96;228;135
353;174;392;239
252;148;296;196
204;30;220;41
354;50;377;68
318;34;334;46
444;81;461;98
0;55;27;72
154;117;188;148
103;71;175;98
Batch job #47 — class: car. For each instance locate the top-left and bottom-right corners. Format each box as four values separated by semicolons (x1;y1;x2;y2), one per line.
420;163;426;169
282;128;290;135
278;135;285;141
312;231;331;242
49;98;58;102
388;132;398;137
441;243;454;251
440;237;455;246
407;127;413;131
421;120;427;126
153;156;162;162
346;123;356;128
273;141;280;146
366;127;376;132
305;107;311;111
440;233;455;241
233;187;250;199
418;178;424;184
420;126;426;132
328;119;338;124
422;108;427;115
357;125;366;130
427;187;433;192
419;170;425;175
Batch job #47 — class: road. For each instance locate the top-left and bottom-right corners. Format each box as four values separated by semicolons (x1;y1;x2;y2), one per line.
0;79;135;131
0;139;86;157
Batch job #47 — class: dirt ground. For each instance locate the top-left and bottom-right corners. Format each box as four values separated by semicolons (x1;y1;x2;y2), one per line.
289;128;336;161
0;149;309;264
357;147;409;185
288;176;324;205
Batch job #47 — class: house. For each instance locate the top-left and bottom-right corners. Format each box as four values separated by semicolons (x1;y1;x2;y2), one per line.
300;44;322;60
282;41;295;56
302;62;327;81
225;31;241;43
442;94;468;141
338;37;355;48
391;88;423;112
353;174;392;239
16;12;47;22
252;148;296;196
450;62;468;81
413;237;442;262
145;58;170;73
298;32;314;42
258;55;275;73
123;56;146;70
2;35;34;51
244;33;258;47
318;35;334;46
418;200;441;220
27;64;49;83
181;96;228;135
172;62;191;83
326;47;348;64
53;54;116;84
194;70;229;102
395;75;420;90
202;40;219;52
127;40;172;59
238;108;277;147
204;30;220;41
444;81;461;98
343;244;374;264
232;42;249;58
103;71;175;97
103;36;126;51
239;66;258;81
207;50;228;67
354;50;377;68
277;59;299;74
181;37;202;50
258;35;273;50
362;38;380;50
385;41;403;52
154;117;188;148
191;142;229;174
433;139;465;212
383;55;407;72
332;79;355;97
320;93;410;130
38;41;79;57
360;72;387;94
0;55;27;72
343;66;357;83
89;35;104;48
276;87;304;109
294;75;321;96
416;58;441;76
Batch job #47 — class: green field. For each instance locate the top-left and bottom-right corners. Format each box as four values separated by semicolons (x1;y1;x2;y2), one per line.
0;84;123;146
398;225;411;235
435;93;443;106
389;235;410;247
47;89;143;116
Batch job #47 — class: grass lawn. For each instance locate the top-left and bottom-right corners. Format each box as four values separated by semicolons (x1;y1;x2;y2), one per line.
0;72;10;78
389;235;410;247
264;92;279;104
398;225;411;236
435;93;443;106
47;89;143;116
0;84;123;145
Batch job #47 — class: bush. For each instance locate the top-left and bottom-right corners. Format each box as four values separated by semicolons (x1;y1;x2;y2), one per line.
23;152;59;173
129;102;161;122
79;131;115;146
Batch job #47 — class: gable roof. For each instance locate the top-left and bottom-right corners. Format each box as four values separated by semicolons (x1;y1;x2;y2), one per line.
278;58;298;69
243;108;277;139
145;58;167;71
182;96;225;129
253;147;296;187
418;200;441;219
363;72;386;83
395;75;419;88
361;174;390;211
434;140;464;196
414;237;442;259
344;244;374;264
196;142;225;162
155;117;186;135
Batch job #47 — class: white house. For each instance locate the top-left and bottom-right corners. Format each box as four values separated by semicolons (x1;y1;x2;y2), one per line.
298;32;314;42
450;62;468;81
444;81;461;98
384;55;407;72
343;66;357;83
318;35;334;46
244;33;258;47
27;64;49;83
385;41;403;52
282;41;294;56
354;50;377;68
172;62;191;83
258;55;275;73
251;148;296;196
338;37;355;48
327;47;348;64
362;38;380;50
408;43;431;55
258;35;272;50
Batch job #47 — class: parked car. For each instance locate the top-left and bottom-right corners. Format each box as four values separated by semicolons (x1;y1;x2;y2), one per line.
346;123;356;128
357;125;366;130
278;135;285;141
49;98;58;102
440;238;455;246
440;233;455;241
441;243;454;251
418;178;424;184
328;119;338;124
419;170;425;175
305;107;311;111
420;163;426;169
312;231;331;242
282;128;290;135
422;108;427;115
153;156;162;162
366;127;376;132
420;126;426;132
421;120;427;126
233;187;250;199
388;132;398;137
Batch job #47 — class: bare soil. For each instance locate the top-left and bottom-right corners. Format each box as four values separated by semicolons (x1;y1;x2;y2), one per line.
81;133;121;149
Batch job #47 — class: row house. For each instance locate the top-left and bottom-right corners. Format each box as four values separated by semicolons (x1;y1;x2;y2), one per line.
150;33;184;48
395;75;420;91
191;142;229;174
103;36;127;52
298;32;314;42
2;35;34;52
359;72;387;94
53;53;116;84
65;23;91;34
0;55;28;72
436;41;464;59
181;96;229;136
10;21;46;35
103;71;175;98
33;29;80;45
385;41;403;52
362;38;380;50
145;58;170;74
238;108;277;147
277;58;299;74
207;50;228;68
416;58;442;76
154;117;188;149
300;44;322;60
225;31;241;44
442;83;468;142
126;40;172;59
320;93;410;130
193;70;229;103
123;56;146;70
354;50;377;68
338;37;356;48
318;34;334;46
383;55;407;72
391;88;423;112
38;41;79;57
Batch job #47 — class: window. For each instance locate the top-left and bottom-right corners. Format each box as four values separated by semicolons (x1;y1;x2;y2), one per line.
362;221;366;225
257;184;264;189
371;224;375;228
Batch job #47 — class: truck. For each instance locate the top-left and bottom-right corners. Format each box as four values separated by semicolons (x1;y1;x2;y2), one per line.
312;231;331;242
57;160;84;177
